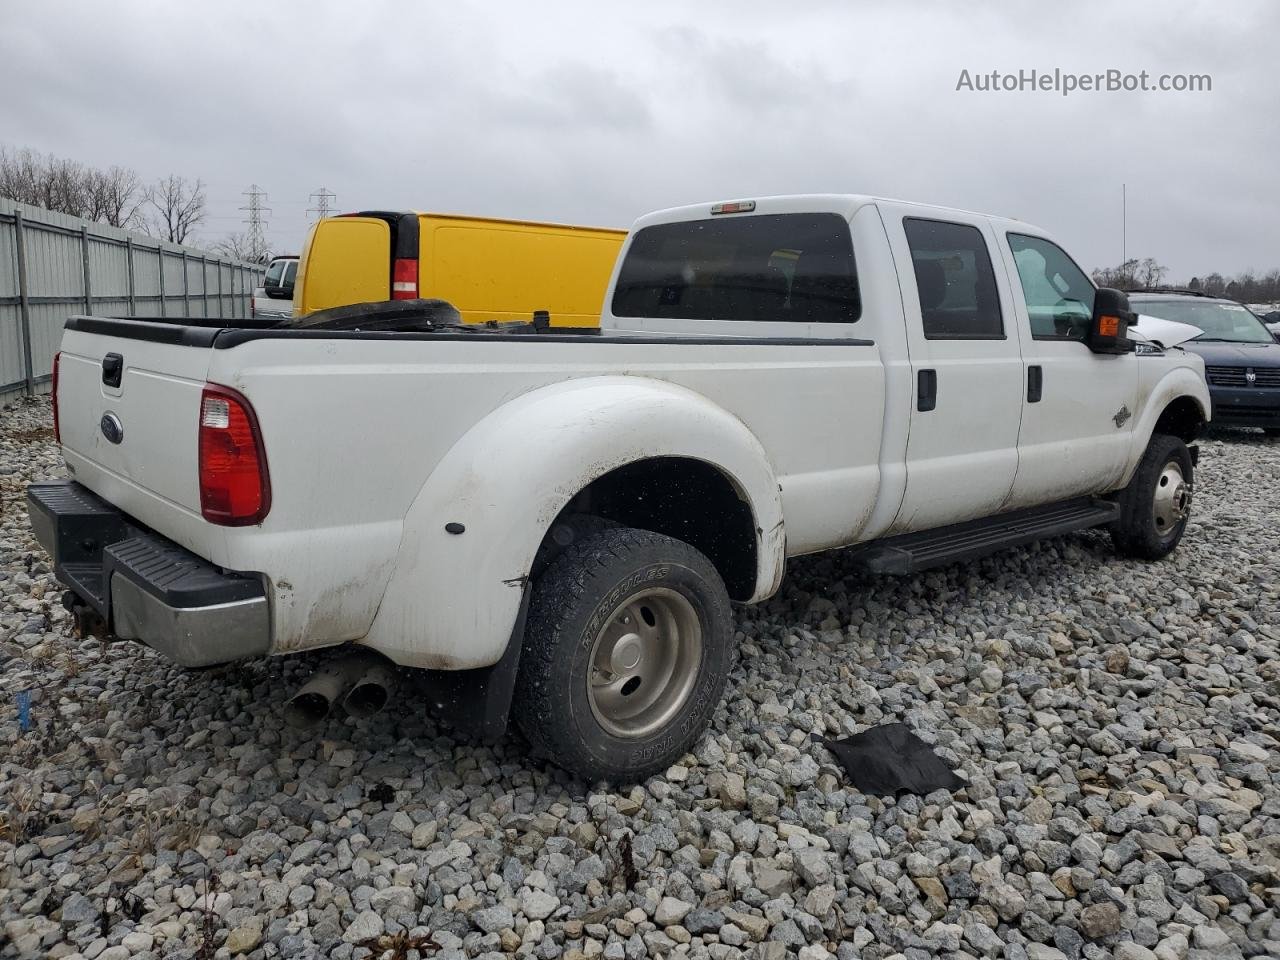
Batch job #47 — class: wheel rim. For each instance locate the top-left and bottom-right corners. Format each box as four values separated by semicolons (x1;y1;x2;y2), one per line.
586;587;702;739
1152;459;1191;535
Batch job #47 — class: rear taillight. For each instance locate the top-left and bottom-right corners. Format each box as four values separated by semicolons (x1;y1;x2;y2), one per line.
199;384;270;526
391;258;418;300
51;352;61;443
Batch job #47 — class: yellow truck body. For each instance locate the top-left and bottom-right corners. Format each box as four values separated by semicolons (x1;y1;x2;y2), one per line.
294;211;626;327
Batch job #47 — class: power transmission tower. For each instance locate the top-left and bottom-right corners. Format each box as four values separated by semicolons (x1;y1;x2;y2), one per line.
240;184;271;263
308;187;337;221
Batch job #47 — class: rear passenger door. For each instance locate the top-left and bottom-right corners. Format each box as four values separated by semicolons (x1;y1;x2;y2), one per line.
996;231;1138;506
885;212;1025;533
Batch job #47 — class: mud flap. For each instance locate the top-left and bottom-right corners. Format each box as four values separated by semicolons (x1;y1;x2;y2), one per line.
415;585;530;741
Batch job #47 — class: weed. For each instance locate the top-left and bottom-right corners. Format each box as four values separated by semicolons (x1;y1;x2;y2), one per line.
194;868;220;960
606;832;638;894
358;930;440;960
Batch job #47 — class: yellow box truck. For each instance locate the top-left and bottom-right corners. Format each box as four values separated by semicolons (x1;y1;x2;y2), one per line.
293;211;626;328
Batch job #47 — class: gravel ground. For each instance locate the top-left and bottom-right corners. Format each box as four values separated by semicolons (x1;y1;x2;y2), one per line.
2;394;1279;960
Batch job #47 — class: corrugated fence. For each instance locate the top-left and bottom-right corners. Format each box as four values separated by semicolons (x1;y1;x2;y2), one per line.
1;198;264;400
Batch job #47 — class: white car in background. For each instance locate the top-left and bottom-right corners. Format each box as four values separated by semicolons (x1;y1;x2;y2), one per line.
251;255;298;319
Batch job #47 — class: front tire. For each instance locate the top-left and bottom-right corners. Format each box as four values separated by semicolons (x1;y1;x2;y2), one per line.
513;527;733;782
1111;433;1193;560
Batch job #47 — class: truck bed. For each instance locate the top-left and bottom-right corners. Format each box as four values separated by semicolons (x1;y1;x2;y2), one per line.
52;311;885;666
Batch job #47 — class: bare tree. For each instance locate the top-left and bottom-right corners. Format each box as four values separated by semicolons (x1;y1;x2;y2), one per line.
2;146;146;228
86;166;145;229
145;175;205;245
1092;258;1167;290
1135;258;1167;289
0;146;88;216
210;231;261;261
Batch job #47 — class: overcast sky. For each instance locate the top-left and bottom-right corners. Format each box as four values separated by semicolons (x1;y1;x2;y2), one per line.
2;0;1275;280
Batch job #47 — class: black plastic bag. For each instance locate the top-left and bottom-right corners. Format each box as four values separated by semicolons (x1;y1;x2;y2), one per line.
813;722;964;797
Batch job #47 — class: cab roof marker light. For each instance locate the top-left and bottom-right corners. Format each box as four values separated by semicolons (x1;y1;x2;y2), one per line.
711;200;756;215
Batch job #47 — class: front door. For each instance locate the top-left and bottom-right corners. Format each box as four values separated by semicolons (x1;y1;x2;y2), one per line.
995;231;1138;507
884;211;1026;534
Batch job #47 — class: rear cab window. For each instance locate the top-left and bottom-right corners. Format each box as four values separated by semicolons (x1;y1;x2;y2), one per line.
611;213;860;324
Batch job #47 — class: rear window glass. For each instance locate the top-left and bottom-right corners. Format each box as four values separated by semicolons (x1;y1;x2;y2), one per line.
611;213;860;324
264;259;288;286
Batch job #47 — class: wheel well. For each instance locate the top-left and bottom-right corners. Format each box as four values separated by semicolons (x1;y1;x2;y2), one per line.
552;457;759;601
1153;396;1205;443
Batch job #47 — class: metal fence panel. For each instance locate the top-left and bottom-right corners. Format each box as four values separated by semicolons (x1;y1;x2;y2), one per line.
0;198;263;399
0;302;21;389
0;219;17;297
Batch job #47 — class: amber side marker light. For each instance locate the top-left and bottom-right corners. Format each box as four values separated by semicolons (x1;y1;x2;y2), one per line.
1097;315;1122;337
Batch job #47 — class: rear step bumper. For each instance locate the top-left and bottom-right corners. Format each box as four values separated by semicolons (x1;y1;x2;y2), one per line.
26;480;270;667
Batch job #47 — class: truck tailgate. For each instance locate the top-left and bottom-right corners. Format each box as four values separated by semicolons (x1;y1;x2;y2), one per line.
58;322;212;532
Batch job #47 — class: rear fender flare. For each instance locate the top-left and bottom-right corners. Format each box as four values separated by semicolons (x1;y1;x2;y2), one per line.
362;376;784;669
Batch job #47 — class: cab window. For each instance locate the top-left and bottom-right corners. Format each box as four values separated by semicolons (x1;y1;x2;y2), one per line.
612;213;860;324
903;218;1004;339
1007;234;1095;341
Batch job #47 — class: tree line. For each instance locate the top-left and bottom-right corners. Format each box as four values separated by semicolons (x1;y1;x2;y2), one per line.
1092;258;1280;304
0;145;207;246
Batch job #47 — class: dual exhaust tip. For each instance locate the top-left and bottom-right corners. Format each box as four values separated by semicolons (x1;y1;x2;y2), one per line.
284;650;397;729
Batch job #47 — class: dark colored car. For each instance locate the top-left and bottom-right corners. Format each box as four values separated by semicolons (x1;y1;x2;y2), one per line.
1130;291;1280;435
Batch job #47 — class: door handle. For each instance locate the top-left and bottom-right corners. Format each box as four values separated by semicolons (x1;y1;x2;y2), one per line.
917;369;937;412
1027;365;1043;403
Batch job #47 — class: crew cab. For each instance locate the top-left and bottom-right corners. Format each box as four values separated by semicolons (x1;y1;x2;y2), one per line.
29;195;1209;781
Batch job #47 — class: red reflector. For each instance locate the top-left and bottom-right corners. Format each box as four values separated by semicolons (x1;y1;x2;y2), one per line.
391;258;418;300
51;352;61;444
199;384;271;526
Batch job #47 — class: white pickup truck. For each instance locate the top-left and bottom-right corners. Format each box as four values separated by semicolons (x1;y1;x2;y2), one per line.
29;195;1209;781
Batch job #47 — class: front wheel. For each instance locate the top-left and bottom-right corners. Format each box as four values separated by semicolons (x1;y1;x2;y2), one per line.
1111;433;1193;560
513;527;733;782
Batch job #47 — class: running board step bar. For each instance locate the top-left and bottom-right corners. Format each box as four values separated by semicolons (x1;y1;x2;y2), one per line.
851;497;1120;575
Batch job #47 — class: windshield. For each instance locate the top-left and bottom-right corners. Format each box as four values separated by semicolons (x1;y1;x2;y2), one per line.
264;259;288;286
1133;300;1273;343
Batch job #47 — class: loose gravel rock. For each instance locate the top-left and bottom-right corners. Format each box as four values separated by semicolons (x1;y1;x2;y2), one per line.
3;396;1280;959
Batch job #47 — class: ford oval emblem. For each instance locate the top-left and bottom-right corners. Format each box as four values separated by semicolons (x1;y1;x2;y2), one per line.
100;412;124;444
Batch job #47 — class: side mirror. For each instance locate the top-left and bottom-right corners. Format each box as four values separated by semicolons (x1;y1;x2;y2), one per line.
1088;287;1134;354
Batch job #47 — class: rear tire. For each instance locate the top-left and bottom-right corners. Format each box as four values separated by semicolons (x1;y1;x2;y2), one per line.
1111;433;1193;560
530;513;619;579
513;527;733;782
